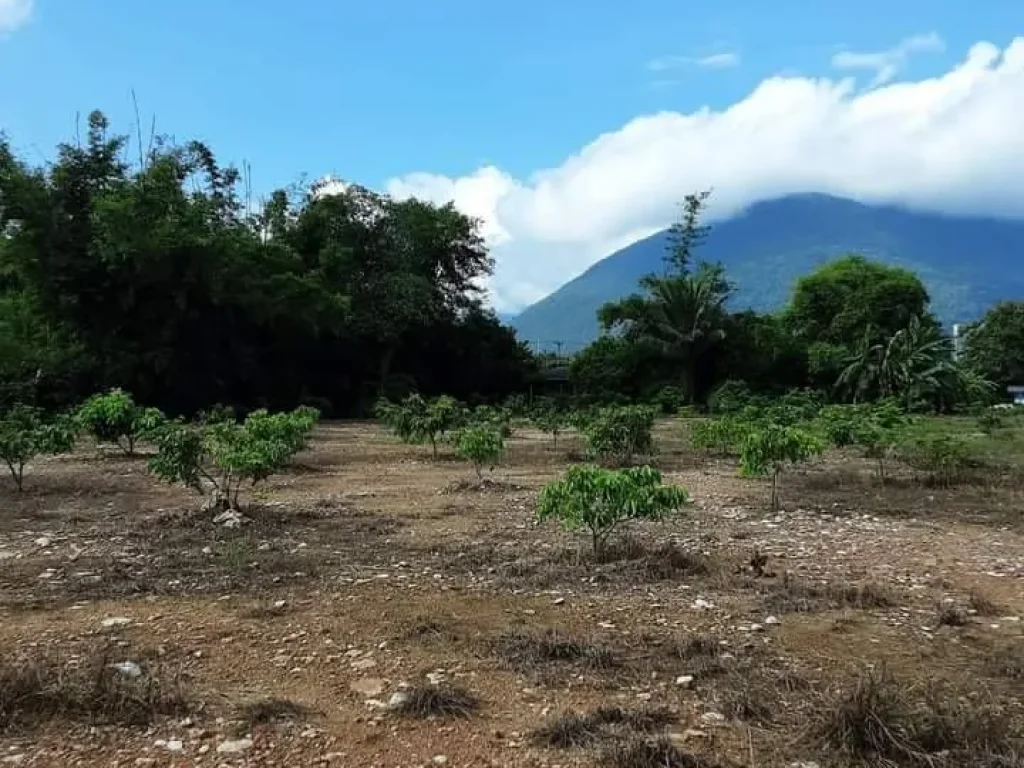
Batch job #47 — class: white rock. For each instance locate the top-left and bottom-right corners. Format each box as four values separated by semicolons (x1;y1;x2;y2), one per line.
216;738;253;754
432;757;449;766
387;691;412;710
34;537;52;547
100;617;132;628
350;678;385;697
110;661;142;678
675;675;694;687
700;712;726;725
764;615;781;626
164;740;183;753
692;598;715;610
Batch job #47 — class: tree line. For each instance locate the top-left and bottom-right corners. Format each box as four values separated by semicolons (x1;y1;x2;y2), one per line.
2;114;1021;419
0;111;534;417
568;192;1024;411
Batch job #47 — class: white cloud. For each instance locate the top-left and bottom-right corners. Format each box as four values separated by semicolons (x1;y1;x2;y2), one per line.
648;51;740;71
385;38;1024;314
0;0;32;34
832;32;945;87
696;52;741;69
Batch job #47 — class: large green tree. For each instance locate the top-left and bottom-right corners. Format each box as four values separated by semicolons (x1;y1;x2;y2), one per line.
961;301;1024;393
597;191;730;403
785;255;934;389
0;111;532;415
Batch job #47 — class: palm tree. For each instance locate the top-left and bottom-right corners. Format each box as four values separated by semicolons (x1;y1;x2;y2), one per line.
837;315;966;409
600;264;731;402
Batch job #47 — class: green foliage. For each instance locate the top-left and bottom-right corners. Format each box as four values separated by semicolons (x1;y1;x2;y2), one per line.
786;255;931;349
961;301;1024;392
600;265;731;403
469;404;513;438
581;406;657;465
976;407;1006;436
690;418;749;458
75;389;166;455
650;385;684;415
0;405;76;491
814;405;863;447
898;432;972;487
529;400;571;447
707;380;756;415
535;464;690;555
454;424;505;479
740;424;824;511
376;394;468;458
148;406;319;510
852;399;910;481
0;114;531;418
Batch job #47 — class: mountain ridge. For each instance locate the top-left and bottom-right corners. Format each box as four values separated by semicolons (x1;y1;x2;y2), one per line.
509;194;1024;346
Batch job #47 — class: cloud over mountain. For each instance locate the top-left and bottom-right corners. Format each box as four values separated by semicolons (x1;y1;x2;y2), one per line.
386;38;1024;313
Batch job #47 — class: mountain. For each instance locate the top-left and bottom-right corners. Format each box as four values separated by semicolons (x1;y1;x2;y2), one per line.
509;194;1024;347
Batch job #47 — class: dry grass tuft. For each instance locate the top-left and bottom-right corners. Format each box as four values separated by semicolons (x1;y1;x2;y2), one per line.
936;603;971;627
491;628;620;675
598;736;720;768
812;667;1021;766
237;697;310;727
388;685;478;720
0;646;190;731
531;706;676;749
968;589;1003;617
763;574;895;614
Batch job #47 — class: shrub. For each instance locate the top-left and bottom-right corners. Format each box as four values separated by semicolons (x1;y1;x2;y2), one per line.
582;406;656;465
899;432;973;487
707;380;756;415
815;404;864;447
0;405;76;491
530;401;571;447
856;399;910;482
469;404;513;438
76;389;166;455
149;406;319;510
740;423;824;511
455;424;505;479
976;407;1006;436
536;464;689;555
690;418;749;457
650;386;684;415
375;393;467;458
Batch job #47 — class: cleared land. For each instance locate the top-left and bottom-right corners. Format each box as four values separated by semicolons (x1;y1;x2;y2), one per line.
0;419;1021;767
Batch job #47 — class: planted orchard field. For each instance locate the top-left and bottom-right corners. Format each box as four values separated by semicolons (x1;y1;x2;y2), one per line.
0;419;1021;767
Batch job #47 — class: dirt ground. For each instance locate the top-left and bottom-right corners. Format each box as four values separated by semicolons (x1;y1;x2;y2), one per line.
0;420;1021;767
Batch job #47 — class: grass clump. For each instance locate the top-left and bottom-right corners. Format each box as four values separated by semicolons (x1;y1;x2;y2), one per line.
531;706;676;749
812;667;1021;766
763;575;894;614
237;697;310;727
0;647;190;731
388;684;478;720
598;736;720;768
492;628;620;675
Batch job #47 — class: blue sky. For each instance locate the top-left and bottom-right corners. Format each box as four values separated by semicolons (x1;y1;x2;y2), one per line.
0;0;1018;188
2;1;1023;311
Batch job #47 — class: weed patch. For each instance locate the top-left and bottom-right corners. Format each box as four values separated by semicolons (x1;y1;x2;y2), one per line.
0;646;190;731
811;667;1021;766
388;685;478;720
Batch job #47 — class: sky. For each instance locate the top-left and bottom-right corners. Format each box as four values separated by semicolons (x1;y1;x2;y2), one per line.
1;0;1023;313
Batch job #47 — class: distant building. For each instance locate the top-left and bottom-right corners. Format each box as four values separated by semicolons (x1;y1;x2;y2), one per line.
1008;385;1024;406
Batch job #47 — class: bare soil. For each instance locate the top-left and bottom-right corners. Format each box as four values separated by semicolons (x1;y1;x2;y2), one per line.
0;421;1021;767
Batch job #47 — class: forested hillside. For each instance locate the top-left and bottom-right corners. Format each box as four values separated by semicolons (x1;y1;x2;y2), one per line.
511;194;1024;346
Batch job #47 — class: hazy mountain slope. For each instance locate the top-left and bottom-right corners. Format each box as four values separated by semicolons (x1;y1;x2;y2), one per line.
509;194;1024;346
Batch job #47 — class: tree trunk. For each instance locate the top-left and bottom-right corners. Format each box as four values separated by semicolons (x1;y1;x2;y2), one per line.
771;470;779;512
